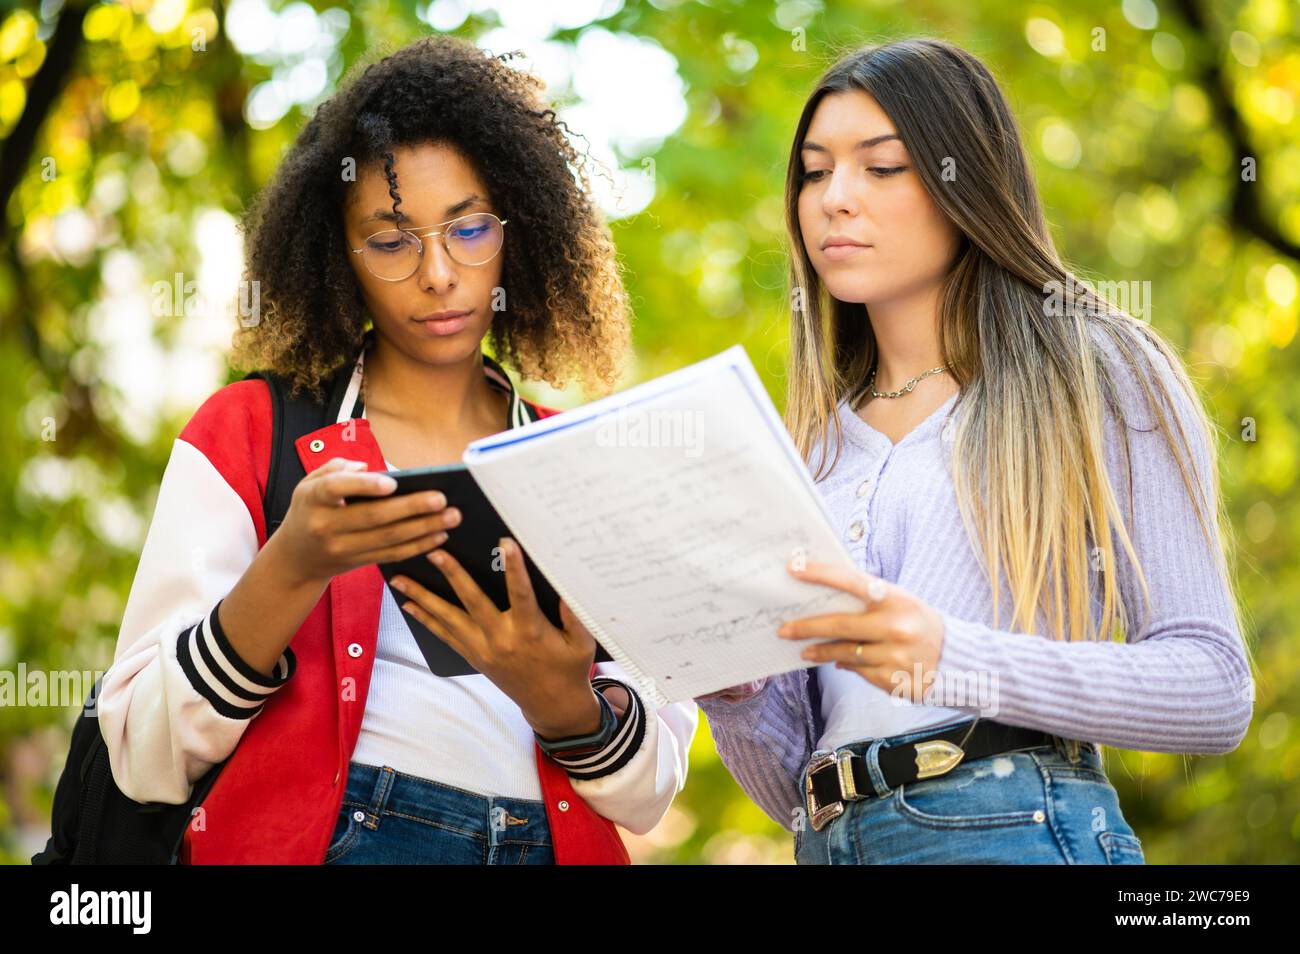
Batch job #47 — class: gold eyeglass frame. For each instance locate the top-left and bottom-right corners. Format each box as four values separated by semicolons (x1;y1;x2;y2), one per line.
349;212;509;281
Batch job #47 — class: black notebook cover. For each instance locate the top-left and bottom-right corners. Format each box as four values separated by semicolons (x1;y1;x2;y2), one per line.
343;463;612;676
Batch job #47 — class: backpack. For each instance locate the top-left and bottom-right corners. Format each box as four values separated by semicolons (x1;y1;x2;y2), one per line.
31;365;359;864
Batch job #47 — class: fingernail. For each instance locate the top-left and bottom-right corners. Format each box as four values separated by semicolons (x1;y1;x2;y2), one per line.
430;551;445;566
391;578;405;591
444;508;460;526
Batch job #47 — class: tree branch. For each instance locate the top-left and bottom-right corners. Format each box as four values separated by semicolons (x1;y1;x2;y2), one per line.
0;1;89;241
1174;0;1300;261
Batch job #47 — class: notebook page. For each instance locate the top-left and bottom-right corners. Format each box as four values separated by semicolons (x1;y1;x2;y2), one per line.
464;347;863;706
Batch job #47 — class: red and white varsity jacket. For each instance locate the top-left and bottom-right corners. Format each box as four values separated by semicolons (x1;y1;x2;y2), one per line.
97;343;698;864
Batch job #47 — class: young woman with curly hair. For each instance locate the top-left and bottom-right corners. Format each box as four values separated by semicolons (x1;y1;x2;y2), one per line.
697;38;1254;865
98;35;697;865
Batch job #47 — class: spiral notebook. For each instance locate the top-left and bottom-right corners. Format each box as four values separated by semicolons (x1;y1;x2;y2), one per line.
461;345;862;707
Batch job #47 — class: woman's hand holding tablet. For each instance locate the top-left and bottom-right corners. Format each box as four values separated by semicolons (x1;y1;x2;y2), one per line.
272;456;458;588
390;539;607;740
339;461;614;680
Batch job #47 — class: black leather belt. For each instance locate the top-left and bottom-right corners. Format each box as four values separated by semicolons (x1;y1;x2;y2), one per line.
804;719;1069;831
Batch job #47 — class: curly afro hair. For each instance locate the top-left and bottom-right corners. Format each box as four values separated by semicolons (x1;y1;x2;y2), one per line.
230;34;631;401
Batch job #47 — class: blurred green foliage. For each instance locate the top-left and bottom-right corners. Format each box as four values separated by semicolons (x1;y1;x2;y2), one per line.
1;0;1296;864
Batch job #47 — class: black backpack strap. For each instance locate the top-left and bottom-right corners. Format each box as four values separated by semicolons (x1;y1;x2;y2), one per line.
241;366;356;539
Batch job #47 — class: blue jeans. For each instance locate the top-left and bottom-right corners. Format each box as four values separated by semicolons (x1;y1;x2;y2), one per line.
323;762;555;864
794;718;1146;865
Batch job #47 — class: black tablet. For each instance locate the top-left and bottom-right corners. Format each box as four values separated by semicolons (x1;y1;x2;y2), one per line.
343;463;612;676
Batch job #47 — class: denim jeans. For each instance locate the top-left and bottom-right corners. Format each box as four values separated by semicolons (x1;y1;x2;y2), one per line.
323;761;555;864
794;718;1146;865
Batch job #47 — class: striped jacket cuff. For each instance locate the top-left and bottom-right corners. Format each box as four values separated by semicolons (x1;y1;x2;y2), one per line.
176;598;296;720
547;677;647;781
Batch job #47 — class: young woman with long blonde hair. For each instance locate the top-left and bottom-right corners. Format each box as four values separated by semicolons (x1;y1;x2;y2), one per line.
697;37;1254;865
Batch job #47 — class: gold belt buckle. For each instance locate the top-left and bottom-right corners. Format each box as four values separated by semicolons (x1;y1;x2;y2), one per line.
913;738;966;779
804;749;860;832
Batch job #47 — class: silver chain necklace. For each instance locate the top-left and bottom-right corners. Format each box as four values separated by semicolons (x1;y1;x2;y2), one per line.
867;364;948;399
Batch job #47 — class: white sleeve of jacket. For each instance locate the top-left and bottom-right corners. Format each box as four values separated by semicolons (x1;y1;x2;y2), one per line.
545;661;698;836
96;437;295;805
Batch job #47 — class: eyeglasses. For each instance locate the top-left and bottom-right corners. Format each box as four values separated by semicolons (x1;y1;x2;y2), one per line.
349;212;508;282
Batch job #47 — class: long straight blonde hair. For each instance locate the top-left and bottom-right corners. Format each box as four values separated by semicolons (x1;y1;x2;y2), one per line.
784;38;1247;653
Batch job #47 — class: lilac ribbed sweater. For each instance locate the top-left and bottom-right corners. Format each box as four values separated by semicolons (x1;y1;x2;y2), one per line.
698;329;1254;832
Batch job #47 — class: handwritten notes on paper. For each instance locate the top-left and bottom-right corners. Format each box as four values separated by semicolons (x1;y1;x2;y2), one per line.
465;347;865;705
